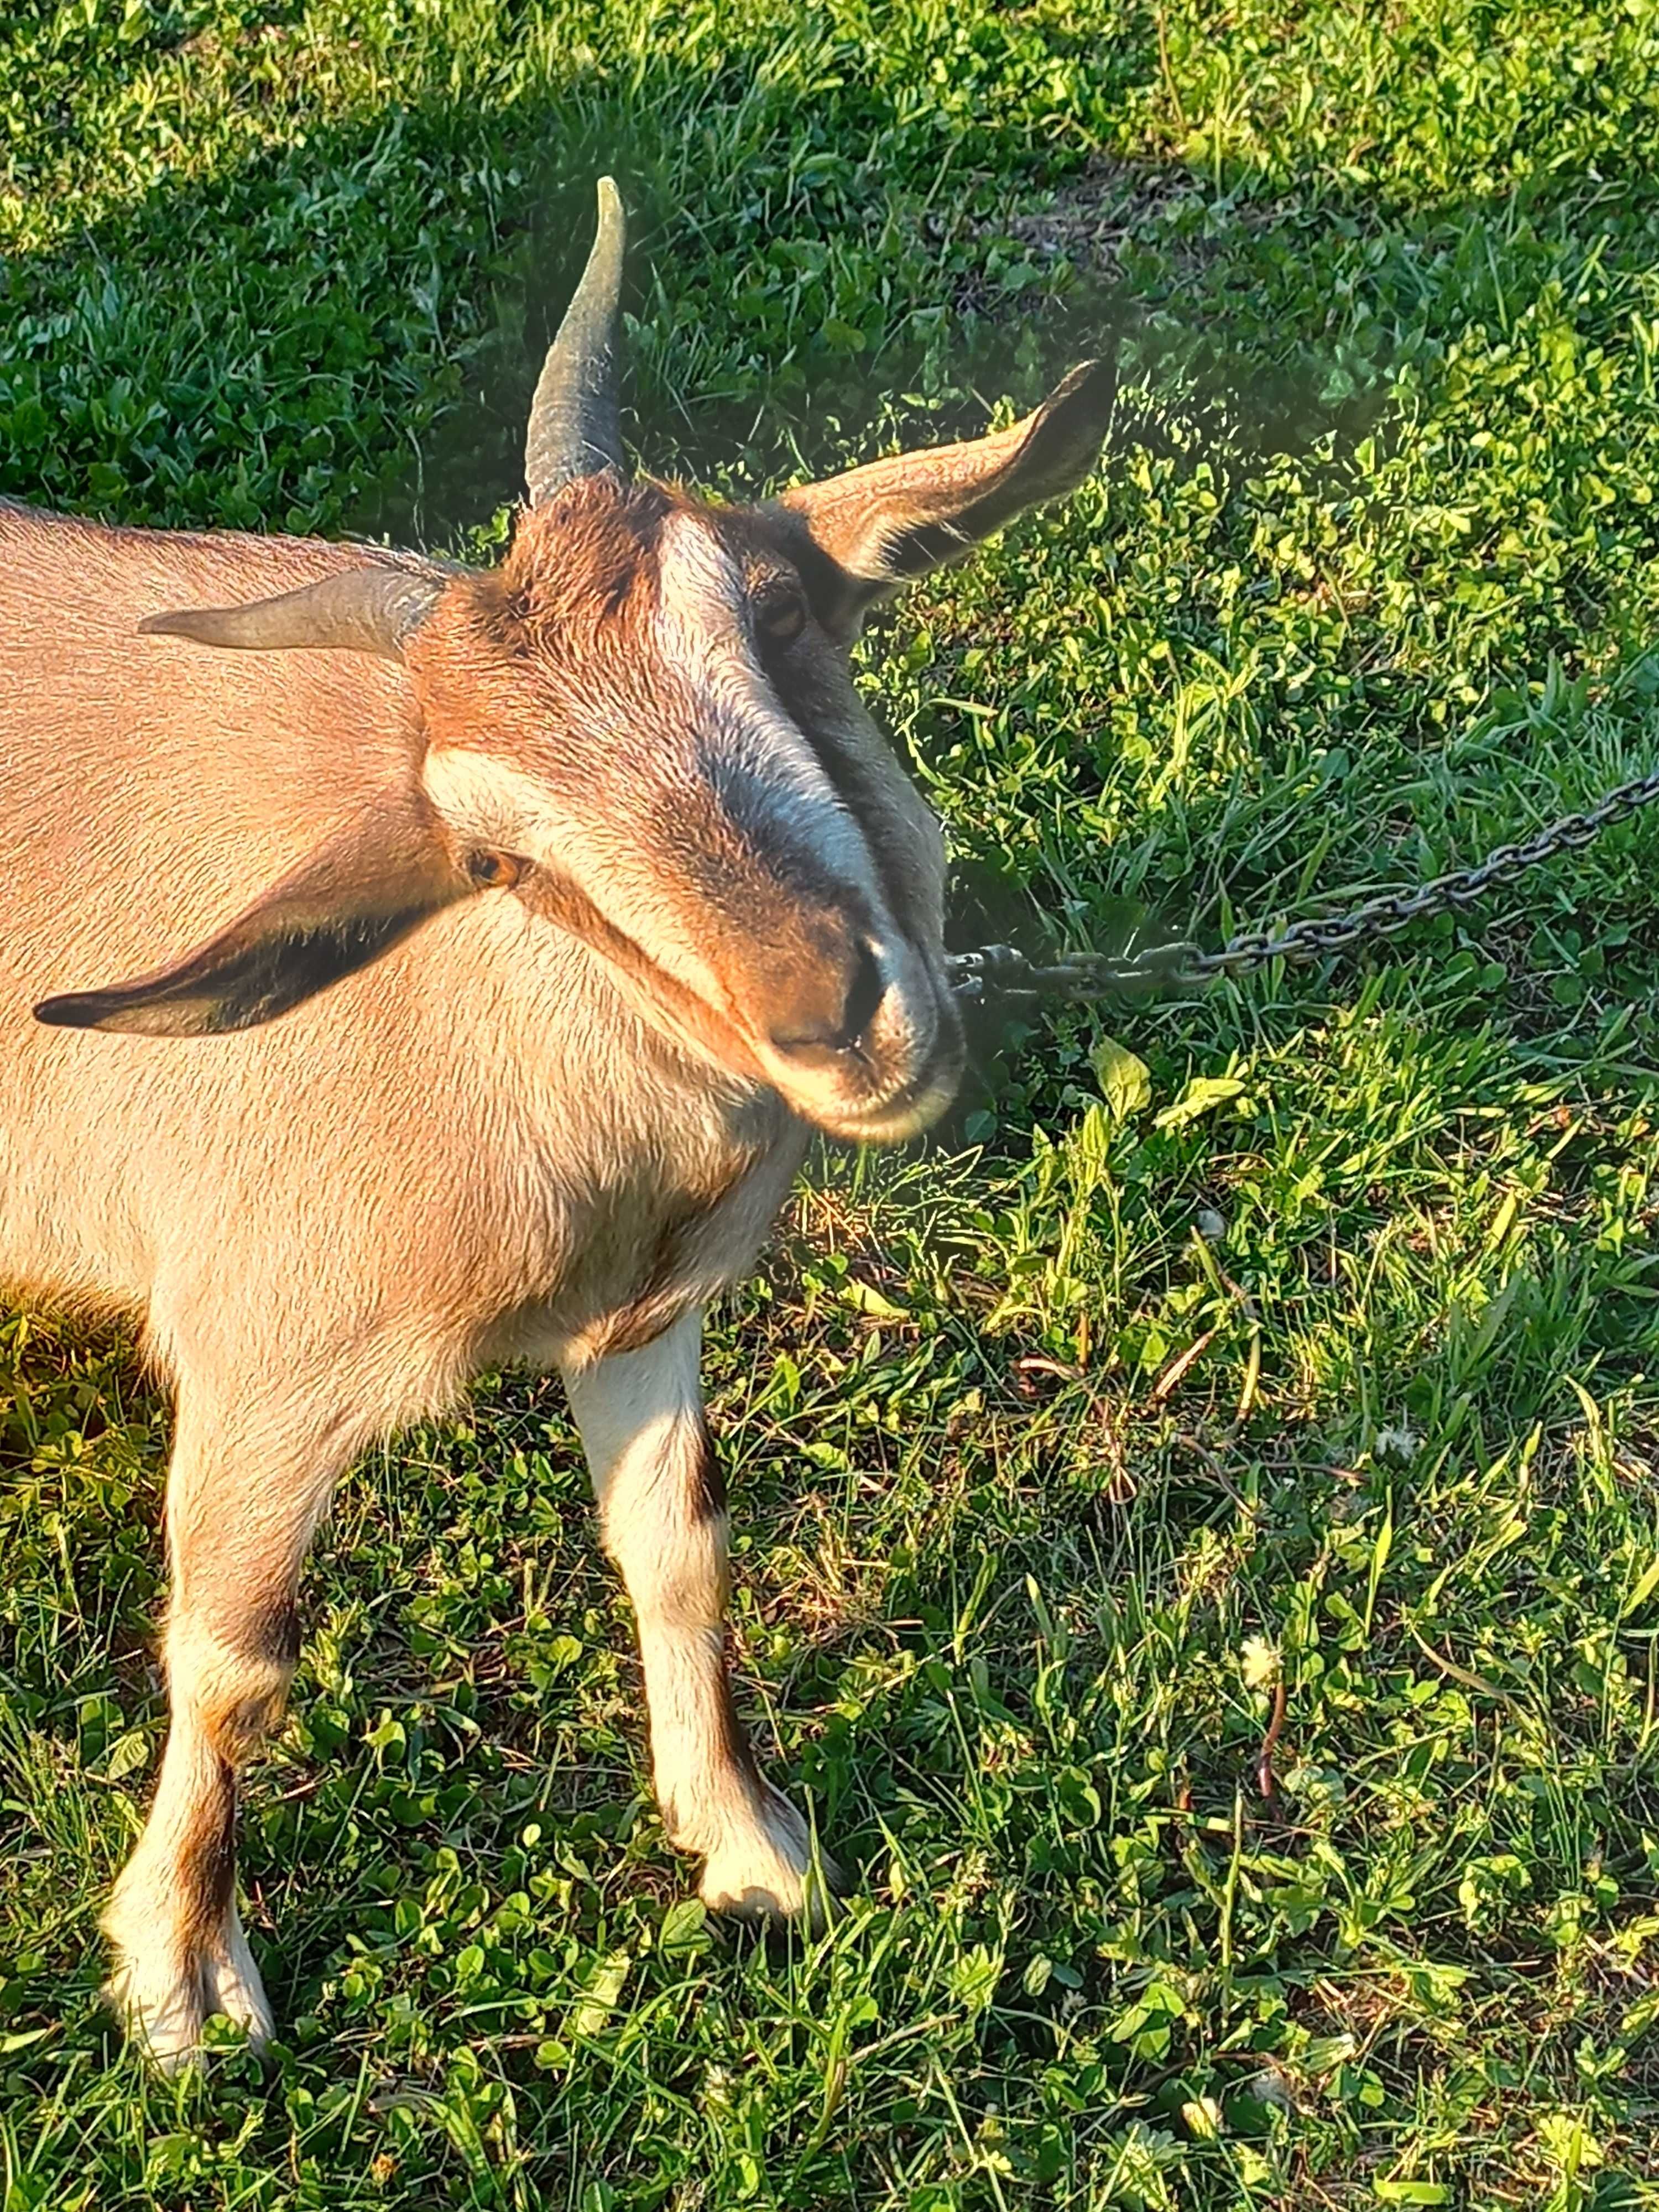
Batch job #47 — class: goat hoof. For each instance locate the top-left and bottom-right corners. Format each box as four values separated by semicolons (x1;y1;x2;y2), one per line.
698;1786;843;1931
105;1910;274;2073
206;1910;276;2051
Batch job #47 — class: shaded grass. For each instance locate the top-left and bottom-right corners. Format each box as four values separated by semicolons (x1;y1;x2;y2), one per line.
4;1;1659;2205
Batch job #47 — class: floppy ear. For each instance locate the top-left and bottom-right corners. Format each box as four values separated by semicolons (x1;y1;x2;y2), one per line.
33;802;477;1037
773;357;1115;627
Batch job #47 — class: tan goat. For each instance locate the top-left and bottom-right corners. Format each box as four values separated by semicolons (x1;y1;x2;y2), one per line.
0;180;1113;2067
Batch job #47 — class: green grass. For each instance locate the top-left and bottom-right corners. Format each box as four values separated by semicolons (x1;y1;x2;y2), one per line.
6;0;1659;2203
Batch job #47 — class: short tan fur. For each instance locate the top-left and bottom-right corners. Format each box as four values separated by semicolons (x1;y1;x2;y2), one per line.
1;179;1113;2068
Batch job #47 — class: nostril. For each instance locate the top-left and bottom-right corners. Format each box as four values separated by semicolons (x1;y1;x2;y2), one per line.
837;938;886;1050
768;938;890;1060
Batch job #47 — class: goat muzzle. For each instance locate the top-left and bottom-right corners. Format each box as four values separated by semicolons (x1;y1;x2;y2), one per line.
747;930;964;1143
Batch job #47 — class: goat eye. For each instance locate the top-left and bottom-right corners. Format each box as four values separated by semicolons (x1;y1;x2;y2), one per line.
755;592;807;646
467;849;524;890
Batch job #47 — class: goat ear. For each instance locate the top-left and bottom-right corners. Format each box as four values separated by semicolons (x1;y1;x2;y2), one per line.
138;562;451;659
33;806;473;1036
774;357;1115;623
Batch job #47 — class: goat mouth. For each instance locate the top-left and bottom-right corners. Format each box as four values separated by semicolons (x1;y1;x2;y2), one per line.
794;1005;966;1144
636;953;962;1144
633;962;961;1142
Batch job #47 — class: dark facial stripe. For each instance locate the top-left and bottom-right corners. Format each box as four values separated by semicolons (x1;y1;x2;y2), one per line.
755;674;925;936
692;743;864;916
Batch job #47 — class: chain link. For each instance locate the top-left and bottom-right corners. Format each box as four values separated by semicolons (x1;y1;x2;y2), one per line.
948;761;1659;1005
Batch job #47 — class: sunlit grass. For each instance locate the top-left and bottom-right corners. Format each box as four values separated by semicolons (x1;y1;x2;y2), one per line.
4;1;1659;2204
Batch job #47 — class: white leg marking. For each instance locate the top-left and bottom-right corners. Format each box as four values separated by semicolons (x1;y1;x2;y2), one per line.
102;1390;342;2069
699;1780;842;1931
564;1312;838;1924
101;1709;274;2070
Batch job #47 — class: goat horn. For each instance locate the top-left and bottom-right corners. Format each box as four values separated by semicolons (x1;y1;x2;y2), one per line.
524;176;627;502
137;563;451;659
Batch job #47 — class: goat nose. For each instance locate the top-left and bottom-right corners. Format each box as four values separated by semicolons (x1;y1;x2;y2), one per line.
767;936;888;1060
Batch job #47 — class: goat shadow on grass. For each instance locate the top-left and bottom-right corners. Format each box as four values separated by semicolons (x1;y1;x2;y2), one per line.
3;3;1395;541
346;211;1390;554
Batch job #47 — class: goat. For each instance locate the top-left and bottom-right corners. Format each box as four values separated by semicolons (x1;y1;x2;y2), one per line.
0;180;1113;2068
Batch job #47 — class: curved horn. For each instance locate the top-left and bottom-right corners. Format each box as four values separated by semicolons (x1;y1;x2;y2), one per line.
137;562;450;659
524;176;628;502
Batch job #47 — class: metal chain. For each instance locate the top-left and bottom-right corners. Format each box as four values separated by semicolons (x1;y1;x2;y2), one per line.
947;761;1659;1005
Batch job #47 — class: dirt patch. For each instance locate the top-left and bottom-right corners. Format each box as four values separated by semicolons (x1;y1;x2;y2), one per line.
926;155;1304;324
925;156;1215;317
997;155;1212;272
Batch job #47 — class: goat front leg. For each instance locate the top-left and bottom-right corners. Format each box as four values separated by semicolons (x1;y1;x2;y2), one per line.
104;1389;346;2069
563;1311;836;1923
